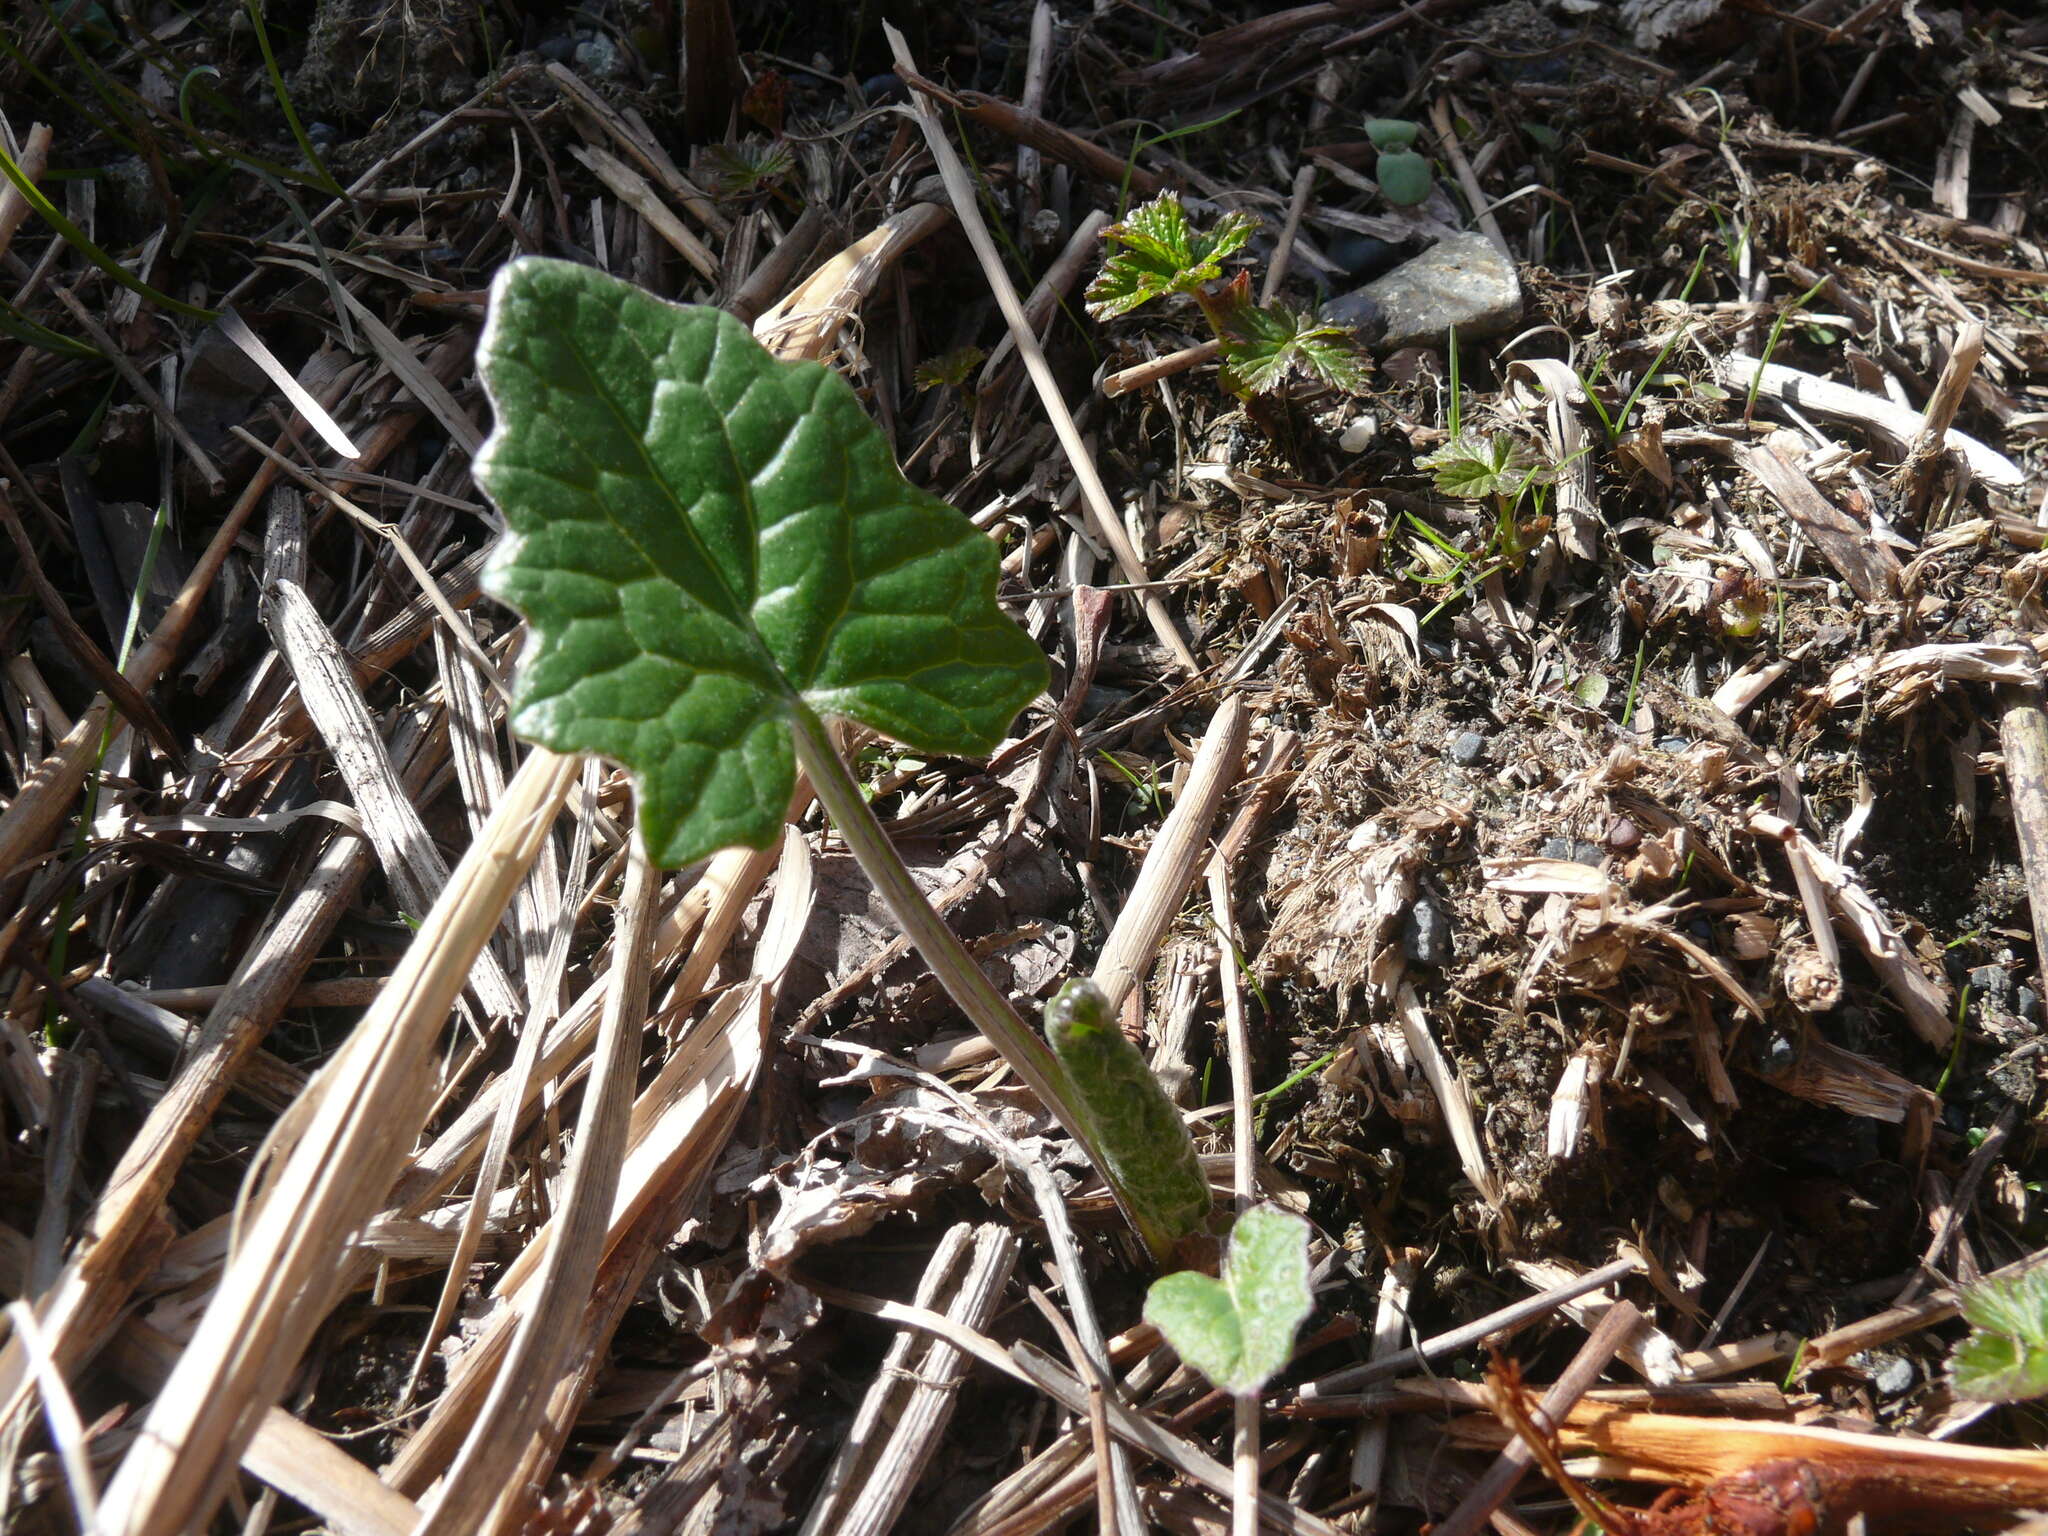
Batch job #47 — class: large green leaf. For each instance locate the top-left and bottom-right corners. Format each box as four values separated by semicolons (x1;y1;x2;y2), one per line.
476;257;1048;867
1143;1204;1312;1397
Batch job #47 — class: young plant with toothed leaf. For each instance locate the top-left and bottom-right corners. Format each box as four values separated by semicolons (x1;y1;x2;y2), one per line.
1087;191;1369;403
472;256;1181;1257
1950;1264;2048;1403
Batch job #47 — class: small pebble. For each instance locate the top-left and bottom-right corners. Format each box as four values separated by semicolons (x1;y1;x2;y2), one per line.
1969;964;2014;1003
1753;1032;1798;1075
2018;986;2041;1022
1450;730;1487;767
1854;1352;1916;1399
573;33;624;79
1540;837;1604;866
1606;816;1639;851
1326;232;1407;282
1338;415;1377;453
1656;736;1689;754
1402;892;1452;968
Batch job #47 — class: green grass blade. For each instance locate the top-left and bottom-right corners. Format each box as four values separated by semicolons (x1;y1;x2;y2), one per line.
244;0;347;197
0;142;218;321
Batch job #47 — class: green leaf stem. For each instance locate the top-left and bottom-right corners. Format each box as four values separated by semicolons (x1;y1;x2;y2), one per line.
1044;978;1212;1251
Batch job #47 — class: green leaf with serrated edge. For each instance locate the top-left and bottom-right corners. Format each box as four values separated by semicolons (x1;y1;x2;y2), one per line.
1045;979;1212;1246
1417;432;1544;501
1950;1267;2048;1401
1218;301;1372;398
476;258;1048;867
1960;1266;2048;1337
1086;192;1258;320
1951;1328;2048;1402
1144;1205;1313;1397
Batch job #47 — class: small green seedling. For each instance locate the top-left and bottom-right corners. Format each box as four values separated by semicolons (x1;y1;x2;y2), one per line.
1208;272;1372;398
1414;430;1559;582
476;258;1189;1258
1087;191;1368;400
702;138;796;204
1045;979;1212;1253
1144;1204;1312;1395
1949;1264;2048;1403
912;345;986;397
1084;190;1258;321
1364;118;1434;208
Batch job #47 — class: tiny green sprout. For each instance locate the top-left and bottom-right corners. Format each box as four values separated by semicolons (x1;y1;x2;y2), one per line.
702;138;796;202
1950;1265;2048;1403
1089;201;1368;402
913;345;986;394
1416;430;1547;503
1375;150;1434;208
1362;119;1434;208
1409;430;1562;624
1086;190;1258;321
1144;1204;1313;1396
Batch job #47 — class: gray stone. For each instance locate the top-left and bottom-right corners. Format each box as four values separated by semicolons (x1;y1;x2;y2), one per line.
1853;1351;1916;1398
1970;964;2013;1003
1403;892;1452;969
1350;232;1522;350
574;33;625;79
1450;730;1487;766
2019;986;2041;1022
1541;837;1604;866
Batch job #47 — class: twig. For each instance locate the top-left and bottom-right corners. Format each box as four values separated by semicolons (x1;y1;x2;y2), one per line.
1898;321;1984;516
94;749;579;1536
1714;352;2024;491
1297;1257;1640;1398
1103;338;1222;398
1092;697;1250;1011
2001;689;2048;1000
888;25;1199;674
1429;97;1509;258
1428;1302;1643;1536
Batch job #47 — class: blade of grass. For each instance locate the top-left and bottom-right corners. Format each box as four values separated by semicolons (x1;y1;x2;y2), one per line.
46;497;171;1040
1609;249;1707;439
243;0;347;197
0;296;100;359
178;64;357;349
1744;273;1830;424
0;141;218;321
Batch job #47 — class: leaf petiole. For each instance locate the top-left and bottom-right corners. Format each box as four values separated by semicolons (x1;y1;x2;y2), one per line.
786;695;1183;1256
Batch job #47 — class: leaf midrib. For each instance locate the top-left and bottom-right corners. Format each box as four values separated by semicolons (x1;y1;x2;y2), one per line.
557;296;797;705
